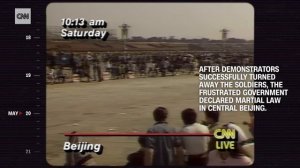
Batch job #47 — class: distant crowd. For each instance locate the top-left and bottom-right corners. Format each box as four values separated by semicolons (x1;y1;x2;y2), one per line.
47;53;197;83
47;51;253;84
65;108;254;166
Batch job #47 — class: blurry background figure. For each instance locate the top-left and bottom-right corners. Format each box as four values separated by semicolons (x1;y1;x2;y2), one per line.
111;63;120;79
64;132;96;166
47;66;65;84
202;110;221;151
159;59;167;77
92;55;103;82
87;52;94;80
47;68;56;84
56;66;66;83
119;64;126;79
80;56;91;82
106;60;112;72
138;62;146;77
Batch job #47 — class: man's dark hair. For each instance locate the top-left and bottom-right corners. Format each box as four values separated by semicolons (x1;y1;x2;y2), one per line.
205;109;220;122
181;108;197;125
153;106;168;122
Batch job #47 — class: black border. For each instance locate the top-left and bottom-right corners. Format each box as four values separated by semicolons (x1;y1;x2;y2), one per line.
1;0;300;167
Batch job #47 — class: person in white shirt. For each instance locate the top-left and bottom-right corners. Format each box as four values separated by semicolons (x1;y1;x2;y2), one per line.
228;122;254;159
180;108;210;166
207;149;253;166
226;122;248;144
207;123;253;166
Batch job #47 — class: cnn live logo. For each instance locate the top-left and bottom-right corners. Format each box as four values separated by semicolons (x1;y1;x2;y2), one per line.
214;128;238;150
15;8;31;24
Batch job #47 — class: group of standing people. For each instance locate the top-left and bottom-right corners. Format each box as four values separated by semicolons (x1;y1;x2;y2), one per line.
48;52;198;84
74;54;103;82
107;57;195;79
64;107;254;166
126;107;254;166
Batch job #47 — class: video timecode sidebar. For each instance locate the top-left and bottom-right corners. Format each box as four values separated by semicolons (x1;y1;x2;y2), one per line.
0;3;47;167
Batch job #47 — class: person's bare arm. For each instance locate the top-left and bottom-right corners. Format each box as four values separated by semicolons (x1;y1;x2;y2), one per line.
144;147;154;166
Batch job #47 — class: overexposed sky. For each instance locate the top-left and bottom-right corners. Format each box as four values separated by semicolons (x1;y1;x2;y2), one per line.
47;3;254;40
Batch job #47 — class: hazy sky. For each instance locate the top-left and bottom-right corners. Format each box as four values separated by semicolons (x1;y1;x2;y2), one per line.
47;3;254;40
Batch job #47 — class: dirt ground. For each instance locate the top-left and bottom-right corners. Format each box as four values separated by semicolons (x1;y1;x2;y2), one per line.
46;75;253;166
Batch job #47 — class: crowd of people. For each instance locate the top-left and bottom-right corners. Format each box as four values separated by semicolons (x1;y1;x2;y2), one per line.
47;54;196;84
47;51;253;84
65;108;254;166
